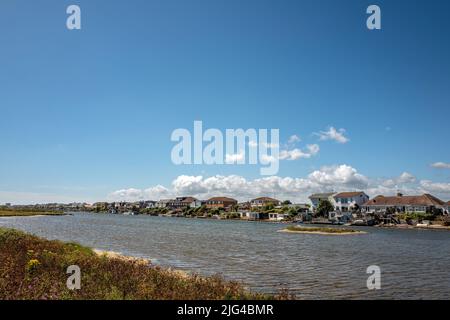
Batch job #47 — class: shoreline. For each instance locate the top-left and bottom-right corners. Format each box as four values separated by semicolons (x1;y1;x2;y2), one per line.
377;224;450;231
0;210;67;218
0;214;67;218
278;229;367;236
92;249;193;280
0;227;273;300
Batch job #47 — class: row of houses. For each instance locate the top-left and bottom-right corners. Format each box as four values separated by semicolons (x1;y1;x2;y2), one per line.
94;191;449;216
309;191;450;215
154;196;282;210
13;191;447;218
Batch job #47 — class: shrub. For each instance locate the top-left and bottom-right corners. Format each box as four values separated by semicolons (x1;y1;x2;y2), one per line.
0;227;278;300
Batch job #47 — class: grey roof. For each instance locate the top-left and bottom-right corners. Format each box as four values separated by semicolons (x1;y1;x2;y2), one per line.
309;192;335;199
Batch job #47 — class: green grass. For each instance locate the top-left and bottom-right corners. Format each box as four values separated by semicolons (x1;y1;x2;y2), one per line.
0;209;65;217
0;227;285;300
284;226;360;234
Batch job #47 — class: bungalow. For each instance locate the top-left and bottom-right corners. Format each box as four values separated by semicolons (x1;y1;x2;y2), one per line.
156;197;199;209
206;197;238;210
362;193;446;214
156;199;172;208
250;197;281;208
178;197;198;208
309;193;336;212
333;191;369;212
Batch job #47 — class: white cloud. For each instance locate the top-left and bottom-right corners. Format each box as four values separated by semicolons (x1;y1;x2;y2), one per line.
287;135;301;144
419;180;450;194
315;127;349;144
107;185;172;202
306;144;320;155
108;164;372;203
144;185;171;199
381;172;416;187
225;151;245;164
307;165;369;188
279;144;320;161
431;162;450;169
108;188;145;201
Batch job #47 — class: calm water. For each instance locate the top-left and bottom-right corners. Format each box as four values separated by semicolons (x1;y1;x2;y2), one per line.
1;213;450;299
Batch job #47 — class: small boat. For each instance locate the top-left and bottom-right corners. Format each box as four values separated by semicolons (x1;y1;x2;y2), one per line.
123;211;135;216
352;219;367;226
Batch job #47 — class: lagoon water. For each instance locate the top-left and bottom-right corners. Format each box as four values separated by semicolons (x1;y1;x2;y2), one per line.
1;213;450;299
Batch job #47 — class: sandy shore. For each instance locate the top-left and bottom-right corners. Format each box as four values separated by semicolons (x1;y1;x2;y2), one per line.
278;229;367;236
93;249;151;265
93;249;190;278
379;224;450;231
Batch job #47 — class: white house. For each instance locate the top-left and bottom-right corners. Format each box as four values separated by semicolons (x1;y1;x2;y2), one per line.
156;199;172;208
333;192;369;212
239;211;262;220
268;212;288;221
308;193;336;212
189;199;204;208
362;193;445;214
250;197;281;208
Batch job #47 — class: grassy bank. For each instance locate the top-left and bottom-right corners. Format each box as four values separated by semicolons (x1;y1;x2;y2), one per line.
281;226;365;235
0;227;280;300
0;209;65;217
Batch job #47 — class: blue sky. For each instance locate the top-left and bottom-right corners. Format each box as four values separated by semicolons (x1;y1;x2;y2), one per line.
1;0;450;203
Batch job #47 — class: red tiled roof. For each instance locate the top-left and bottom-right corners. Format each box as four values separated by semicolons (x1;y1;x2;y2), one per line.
207;197;237;202
251;197;280;202
363;194;445;207
334;192;366;198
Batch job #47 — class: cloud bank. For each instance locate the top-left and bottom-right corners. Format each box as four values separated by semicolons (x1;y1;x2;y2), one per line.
108;165;450;203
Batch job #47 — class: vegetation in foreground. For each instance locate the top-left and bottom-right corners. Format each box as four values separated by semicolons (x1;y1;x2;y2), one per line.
284;226;362;234
0;209;65;217
0;227;284;300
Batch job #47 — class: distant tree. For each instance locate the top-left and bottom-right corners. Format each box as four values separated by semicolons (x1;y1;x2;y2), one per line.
316;200;334;218
282;200;292;206
287;207;298;217
431;207;443;218
263;203;275;211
